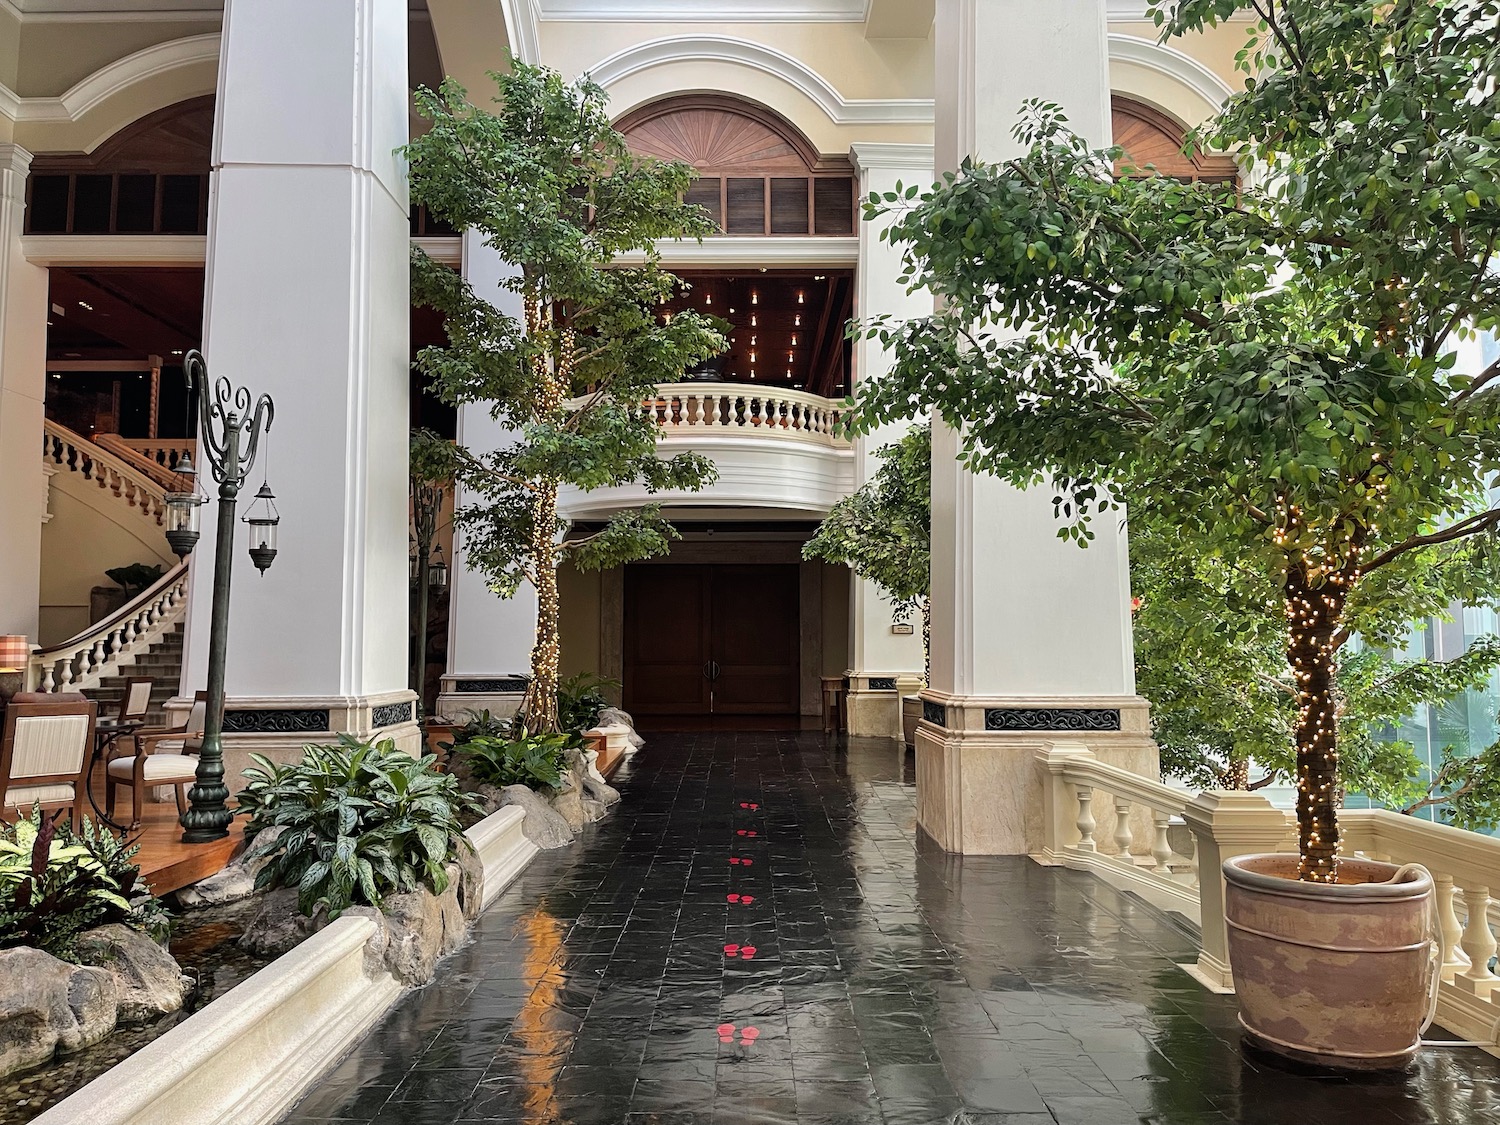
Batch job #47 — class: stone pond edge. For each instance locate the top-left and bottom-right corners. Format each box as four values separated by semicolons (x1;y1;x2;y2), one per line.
30;805;539;1125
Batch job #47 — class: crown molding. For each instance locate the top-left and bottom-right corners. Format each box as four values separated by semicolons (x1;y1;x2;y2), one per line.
586;35;933;126
1107;32;1235;114
849;142;933;172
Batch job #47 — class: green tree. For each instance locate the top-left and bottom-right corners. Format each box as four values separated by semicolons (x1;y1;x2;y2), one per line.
849;1;1500;880
804;422;931;671
409;429;453;709
404;61;726;734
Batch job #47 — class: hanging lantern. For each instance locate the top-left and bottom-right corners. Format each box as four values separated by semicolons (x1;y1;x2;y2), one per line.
242;482;280;574
163;452;205;558
409;539;421;583
427;544;449;589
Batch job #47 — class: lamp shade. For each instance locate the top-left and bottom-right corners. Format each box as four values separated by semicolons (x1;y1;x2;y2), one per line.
0;635;30;673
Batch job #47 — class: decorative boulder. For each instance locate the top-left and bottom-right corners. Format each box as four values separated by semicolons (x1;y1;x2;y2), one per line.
498;784;575;849
380;876;468;986
238;887;330;958
596;708;645;750
75;924;191;1023
176;826;284;908
551;756;605;830
0;948;117;1078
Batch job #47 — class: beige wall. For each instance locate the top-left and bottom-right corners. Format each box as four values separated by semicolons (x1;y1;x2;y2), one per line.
558;560;603;679
0;9;20;92
38;468;174;647
820;561;849;677
13;19;220;98
1114;19;1252;95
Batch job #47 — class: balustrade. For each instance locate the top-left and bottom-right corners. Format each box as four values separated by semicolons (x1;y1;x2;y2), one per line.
570;383;849;446
30;563;189;694
42;421;169;526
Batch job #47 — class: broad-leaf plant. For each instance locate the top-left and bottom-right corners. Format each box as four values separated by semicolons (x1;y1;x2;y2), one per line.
849;1;1500;881
404;61;725;734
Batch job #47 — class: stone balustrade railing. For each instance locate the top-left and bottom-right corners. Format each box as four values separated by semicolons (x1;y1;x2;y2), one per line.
43;420;169;526
564;383;851;446
28;561;189;694
94;434;196;491
1034;745;1499;1052
111;436;196;474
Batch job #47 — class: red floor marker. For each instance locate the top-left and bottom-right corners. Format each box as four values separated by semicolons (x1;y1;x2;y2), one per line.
741;858;753;866
724;944;740;955
740;894;755;904
728;857;742;865
717;1023;735;1043
740;1027;760;1042
727;893;741;903
740;945;757;959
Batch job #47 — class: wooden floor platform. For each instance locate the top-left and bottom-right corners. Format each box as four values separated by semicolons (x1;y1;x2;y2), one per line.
85;777;246;897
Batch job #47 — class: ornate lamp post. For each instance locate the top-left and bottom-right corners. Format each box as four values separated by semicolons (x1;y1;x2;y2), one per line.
167;350;275;843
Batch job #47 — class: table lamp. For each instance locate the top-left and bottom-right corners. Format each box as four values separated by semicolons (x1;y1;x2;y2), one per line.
0;635;29;709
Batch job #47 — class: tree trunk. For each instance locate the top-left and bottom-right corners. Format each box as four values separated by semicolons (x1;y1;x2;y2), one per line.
1286;564;1346;882
523;480;562;734
1221;755;1250;790
921;597;931;686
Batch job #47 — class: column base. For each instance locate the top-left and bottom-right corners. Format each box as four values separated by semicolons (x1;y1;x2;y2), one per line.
436;674;529;724
914;690;1158;855
846;672;924;738
163;690;420;791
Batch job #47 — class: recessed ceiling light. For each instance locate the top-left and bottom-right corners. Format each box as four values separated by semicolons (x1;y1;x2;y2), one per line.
77;301;93;311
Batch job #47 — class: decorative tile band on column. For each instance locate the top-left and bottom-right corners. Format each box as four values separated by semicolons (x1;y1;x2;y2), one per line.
985;708;1121;732
868;677;898;691
922;700;946;727
371;701;414;728
221;709;332;734
453;678;529;694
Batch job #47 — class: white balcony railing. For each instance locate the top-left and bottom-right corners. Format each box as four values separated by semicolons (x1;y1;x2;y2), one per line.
637;383;850;446
1035;744;1500;1054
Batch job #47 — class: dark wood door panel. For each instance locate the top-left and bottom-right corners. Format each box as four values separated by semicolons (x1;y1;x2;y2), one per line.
711;565;799;715
624;565;711;715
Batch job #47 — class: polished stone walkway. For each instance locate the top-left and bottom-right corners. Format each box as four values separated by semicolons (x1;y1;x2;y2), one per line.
282;733;1500;1125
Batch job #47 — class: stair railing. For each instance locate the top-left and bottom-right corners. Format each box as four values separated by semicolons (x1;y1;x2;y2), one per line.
42;420;170;526
93;434;196;492
29;561;190;694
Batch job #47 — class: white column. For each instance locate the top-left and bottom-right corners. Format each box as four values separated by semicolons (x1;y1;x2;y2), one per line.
436;230;539;722
917;0;1155;854
178;0;417;767
845;143;933;739
0;144;48;641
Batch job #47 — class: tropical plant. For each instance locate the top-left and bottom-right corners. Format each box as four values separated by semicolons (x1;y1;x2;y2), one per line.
442;708;513;749
455;728;575;791
557;672;619;734
0;808;165;959
410;429;455;707
804;422;932;672
849;1;1500;881
238;737;476;918
404;59;726;736
105;563;164;593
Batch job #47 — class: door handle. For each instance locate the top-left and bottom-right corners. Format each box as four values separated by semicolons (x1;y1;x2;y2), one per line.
703;661;721;681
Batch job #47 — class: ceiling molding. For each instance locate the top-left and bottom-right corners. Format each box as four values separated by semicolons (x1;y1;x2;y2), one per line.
585;35;933;126
4;33;219;131
21;233;208;266
500;0;540;64
1107;32;1236;118
539;0;864;21
848;142;933;173
6;1;222;21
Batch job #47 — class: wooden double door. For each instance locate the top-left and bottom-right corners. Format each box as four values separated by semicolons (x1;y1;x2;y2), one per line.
623;563;800;727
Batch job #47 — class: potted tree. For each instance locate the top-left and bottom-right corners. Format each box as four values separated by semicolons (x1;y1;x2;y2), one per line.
850;1;1498;1068
405;60;725;735
804;422;931;745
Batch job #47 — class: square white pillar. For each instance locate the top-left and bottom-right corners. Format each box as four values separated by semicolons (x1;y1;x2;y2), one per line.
0;144;48;641
436;230;539;722
845;142;933;739
178;0;417;768
919;0;1157;855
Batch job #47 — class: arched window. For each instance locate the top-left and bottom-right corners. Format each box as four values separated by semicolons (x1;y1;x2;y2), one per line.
616;95;855;236
26;97;213;235
1111;96;1239;186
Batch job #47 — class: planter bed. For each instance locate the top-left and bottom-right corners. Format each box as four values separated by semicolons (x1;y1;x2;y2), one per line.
24;805;538;1125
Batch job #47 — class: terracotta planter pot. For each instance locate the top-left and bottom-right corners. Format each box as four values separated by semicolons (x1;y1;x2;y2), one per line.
1223;853;1433;1070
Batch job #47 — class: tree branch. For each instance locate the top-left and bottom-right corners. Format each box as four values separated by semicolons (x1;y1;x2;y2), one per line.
1451;354;1500;408
1362;506;1500;573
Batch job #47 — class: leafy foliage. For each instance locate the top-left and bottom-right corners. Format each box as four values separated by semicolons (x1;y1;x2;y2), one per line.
105;563;163;592
557;672;619;734
405;60;726;734
0;808;164;960
456;729;575;791
238;737;477;918
850;2;1500;878
443;708;512;748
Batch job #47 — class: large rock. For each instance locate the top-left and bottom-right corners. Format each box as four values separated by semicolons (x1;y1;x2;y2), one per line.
551;756;605;830
381;877;468;986
238;887;330;958
75;924;191;1023
175;826;284;908
0;947;117;1077
498;784;575;849
597;708;645;750
453;841;485;922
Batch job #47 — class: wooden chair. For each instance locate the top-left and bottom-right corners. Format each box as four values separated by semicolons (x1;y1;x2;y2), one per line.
106;690;206;829
0;698;96;829
114;677;155;724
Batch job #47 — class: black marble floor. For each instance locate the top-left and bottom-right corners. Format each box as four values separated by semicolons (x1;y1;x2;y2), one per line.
282;732;1500;1125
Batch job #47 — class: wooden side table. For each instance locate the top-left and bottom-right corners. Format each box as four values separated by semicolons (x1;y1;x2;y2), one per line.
820;676;846;735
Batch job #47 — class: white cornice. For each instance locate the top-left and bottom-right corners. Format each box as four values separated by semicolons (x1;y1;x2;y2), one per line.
586;35;933;126
849;142;933;172
5;1;222;21
540;0;864;21
21;233;208;266
610;235;860;269
2;33;218;132
1108;32;1235;113
501;0;540;65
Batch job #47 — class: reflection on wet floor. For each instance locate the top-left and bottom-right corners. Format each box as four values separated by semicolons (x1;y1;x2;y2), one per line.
283;732;1500;1125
